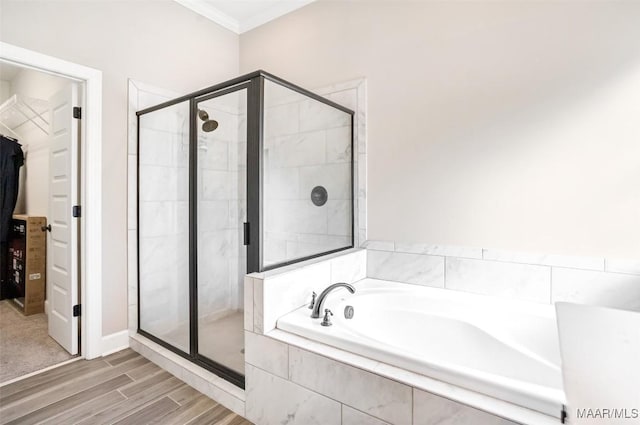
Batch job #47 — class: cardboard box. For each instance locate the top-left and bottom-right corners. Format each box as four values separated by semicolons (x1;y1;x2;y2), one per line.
9;215;47;315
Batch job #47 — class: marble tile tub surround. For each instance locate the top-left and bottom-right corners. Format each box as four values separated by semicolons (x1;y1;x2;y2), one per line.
242;329;547;425
241;242;635;424
364;240;640;311
243;249;557;424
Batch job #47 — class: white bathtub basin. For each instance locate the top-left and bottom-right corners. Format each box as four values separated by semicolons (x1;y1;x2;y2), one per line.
277;278;565;418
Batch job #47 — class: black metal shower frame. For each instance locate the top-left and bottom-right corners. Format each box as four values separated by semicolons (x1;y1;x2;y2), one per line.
136;70;355;388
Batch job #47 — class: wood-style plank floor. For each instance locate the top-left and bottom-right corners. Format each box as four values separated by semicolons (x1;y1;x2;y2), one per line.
0;349;252;425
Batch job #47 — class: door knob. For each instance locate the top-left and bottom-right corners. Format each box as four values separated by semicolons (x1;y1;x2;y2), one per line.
42;224;51;232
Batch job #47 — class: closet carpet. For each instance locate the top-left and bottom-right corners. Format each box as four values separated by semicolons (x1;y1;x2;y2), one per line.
0;348;253;424
0;299;75;383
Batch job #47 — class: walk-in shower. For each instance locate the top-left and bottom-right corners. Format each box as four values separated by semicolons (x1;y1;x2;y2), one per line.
136;71;354;387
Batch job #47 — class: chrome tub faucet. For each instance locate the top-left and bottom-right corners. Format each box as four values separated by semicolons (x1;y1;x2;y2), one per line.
311;282;356;319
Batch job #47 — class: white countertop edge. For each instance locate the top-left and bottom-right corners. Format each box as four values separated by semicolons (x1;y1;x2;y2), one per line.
267;329;561;425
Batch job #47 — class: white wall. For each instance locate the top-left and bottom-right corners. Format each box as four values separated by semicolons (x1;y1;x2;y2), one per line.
0;0;239;335
240;1;640;260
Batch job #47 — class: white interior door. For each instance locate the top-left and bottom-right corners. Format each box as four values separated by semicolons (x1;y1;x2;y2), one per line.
48;83;79;355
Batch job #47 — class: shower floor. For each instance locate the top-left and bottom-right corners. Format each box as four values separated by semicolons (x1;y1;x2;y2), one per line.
160;310;245;375
199;311;245;374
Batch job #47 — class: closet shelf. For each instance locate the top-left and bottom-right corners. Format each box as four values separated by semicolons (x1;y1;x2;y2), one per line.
0;94;49;138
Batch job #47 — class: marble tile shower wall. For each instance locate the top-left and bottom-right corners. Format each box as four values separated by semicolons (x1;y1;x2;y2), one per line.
319;81;368;250
263;84;357;266
137;102;190;337
128;81;165;333
197;102;246;318
364;241;640;311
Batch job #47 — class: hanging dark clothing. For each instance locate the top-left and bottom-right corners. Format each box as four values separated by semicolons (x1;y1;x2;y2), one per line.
1;135;24;299
1;135;24;242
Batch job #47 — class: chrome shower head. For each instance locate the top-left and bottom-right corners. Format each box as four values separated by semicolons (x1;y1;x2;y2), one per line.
198;109;218;132
202;120;219;132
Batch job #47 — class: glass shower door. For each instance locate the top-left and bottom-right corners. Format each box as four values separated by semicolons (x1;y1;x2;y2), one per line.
138;101;191;353
195;87;248;378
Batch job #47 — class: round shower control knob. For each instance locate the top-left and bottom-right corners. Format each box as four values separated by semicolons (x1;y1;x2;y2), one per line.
311;186;328;206
344;305;354;319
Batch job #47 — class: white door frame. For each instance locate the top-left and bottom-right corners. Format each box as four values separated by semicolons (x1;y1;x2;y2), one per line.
0;42;103;359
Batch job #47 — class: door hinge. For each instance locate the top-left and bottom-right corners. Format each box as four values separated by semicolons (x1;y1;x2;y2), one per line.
73;205;81;218
243;222;250;246
73;107;82;119
561;405;567;423
73;304;81;317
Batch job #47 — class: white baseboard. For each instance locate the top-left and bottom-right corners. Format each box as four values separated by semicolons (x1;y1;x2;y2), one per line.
101;330;130;356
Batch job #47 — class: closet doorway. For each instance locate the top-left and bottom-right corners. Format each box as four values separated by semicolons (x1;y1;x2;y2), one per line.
0;61;82;383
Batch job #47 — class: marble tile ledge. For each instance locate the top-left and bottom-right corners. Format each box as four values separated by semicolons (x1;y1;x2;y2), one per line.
249;247;364;279
265;329;559;425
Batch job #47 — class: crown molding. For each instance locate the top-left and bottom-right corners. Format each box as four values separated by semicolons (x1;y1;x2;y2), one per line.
175;0;240;34
175;0;315;34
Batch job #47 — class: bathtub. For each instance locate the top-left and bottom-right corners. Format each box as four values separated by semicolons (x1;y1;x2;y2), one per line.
277;278;565;418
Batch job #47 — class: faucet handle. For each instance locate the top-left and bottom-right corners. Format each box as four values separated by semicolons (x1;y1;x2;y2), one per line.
308;291;317;310
321;309;334;327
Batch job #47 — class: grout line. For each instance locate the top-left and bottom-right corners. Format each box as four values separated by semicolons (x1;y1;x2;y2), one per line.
287;345;292;381
549;267;553;304
286;338;292;381
443;257;447;288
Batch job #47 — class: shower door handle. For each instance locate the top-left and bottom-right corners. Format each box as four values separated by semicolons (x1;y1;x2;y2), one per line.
243;222;250;246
